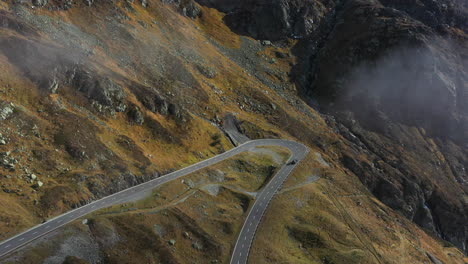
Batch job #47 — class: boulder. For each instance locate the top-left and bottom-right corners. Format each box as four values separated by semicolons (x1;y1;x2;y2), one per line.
127;106;144;125
0;133;7;145
32;0;48;7
154;95;169;115
184;179;195;188
0;102;14;120
163;0;202;18
46;77;59;94
181;0;201;18
60;0;73;10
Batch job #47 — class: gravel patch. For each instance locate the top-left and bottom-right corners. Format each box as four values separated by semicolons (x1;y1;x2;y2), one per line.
43;231;101;264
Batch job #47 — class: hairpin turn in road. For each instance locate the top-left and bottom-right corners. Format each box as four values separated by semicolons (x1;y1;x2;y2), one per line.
0;139;309;264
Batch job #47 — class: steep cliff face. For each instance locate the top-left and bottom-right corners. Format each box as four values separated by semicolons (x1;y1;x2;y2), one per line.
197;0;468;253
300;0;468;252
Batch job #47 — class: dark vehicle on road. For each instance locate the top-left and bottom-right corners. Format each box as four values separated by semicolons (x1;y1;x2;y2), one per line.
287;159;297;165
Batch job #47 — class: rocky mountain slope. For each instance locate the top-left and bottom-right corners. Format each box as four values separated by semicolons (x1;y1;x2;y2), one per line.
199;0;468;254
0;0;466;262
201;0;468;253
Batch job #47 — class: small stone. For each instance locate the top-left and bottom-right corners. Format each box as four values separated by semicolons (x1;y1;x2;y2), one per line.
197;65;217;79
183;231;190;238
168;239;176;246
35;181;43;188
184;179;195;188
30;174;37;180
192;241;203;250
5;163;15;170
82;219;88;225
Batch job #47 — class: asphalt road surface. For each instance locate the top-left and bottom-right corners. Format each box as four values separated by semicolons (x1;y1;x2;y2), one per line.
0;139;309;263
230;140;309;264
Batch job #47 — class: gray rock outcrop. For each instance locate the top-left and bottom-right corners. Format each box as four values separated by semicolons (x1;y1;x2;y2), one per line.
198;0;327;40
69;67;127;113
163;0;202;18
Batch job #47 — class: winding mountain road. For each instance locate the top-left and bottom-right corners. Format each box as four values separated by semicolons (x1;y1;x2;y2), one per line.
0;139;309;263
230;140;309;264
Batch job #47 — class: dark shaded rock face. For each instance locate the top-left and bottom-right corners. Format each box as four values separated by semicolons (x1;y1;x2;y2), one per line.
69;67;127;113
298;0;468;253
131;82;189;123
379;0;468;31
304;0;467;143
197;0;333;40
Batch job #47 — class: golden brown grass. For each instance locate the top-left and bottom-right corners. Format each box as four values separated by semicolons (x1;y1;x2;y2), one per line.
0;194;38;241
197;6;242;49
2;147;289;264
0;2;465;263
250;153;467;264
